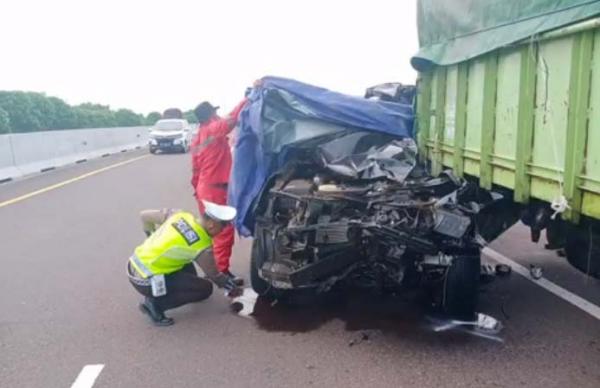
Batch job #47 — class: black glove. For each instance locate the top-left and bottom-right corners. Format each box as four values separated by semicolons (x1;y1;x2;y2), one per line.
223;278;242;298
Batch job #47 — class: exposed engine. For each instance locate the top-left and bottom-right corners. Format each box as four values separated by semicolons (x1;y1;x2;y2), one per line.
254;168;505;286
249;130;519;316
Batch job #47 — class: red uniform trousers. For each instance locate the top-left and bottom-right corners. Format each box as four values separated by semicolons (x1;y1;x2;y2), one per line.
196;183;234;273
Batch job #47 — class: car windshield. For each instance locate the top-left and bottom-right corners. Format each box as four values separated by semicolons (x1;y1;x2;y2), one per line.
154;120;185;131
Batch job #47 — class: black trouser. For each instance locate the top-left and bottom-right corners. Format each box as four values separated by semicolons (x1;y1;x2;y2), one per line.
129;263;213;312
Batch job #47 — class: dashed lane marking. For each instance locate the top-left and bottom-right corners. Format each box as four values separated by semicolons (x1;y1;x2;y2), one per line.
70;364;104;388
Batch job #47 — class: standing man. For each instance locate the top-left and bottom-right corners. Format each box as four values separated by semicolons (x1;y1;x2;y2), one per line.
191;98;247;285
127;202;242;326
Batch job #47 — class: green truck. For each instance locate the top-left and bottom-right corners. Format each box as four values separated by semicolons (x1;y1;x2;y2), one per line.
413;0;600;277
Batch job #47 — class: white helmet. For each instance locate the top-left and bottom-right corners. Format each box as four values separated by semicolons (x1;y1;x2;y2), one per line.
201;200;237;222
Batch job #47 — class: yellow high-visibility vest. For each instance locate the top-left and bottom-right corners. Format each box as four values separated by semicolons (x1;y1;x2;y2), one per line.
130;212;212;278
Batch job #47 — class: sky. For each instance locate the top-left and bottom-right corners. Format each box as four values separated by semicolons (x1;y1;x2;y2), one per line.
0;0;418;115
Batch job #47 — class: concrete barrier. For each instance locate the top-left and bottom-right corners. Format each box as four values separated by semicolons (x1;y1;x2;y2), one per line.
0;126;148;182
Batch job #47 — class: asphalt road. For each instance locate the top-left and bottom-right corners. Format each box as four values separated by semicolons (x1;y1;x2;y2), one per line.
1;151;599;388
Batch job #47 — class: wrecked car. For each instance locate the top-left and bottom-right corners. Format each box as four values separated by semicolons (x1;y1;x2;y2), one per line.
229;77;516;318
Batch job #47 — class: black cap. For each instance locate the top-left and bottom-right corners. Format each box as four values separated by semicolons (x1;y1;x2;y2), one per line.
194;102;220;123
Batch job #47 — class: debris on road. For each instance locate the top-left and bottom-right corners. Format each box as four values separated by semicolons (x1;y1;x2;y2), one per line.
481;263;511;282
529;265;543;280
348;331;373;347
481;264;496;283
230;288;259;317
495;264;512;277
428;313;504;342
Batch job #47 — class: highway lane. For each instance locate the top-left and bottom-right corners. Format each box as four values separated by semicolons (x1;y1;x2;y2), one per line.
1;151;599;388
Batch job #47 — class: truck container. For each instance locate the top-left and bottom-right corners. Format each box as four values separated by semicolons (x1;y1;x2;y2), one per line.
412;0;600;276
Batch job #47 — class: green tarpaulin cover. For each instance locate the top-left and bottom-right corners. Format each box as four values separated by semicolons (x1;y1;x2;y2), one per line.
412;0;600;71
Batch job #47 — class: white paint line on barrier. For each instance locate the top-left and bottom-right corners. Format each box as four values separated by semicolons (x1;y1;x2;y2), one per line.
70;364;104;388
483;247;600;321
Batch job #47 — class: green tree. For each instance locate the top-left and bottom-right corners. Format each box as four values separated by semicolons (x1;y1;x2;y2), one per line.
47;96;76;129
0;107;10;134
115;109;143;126
0;91;42;132
27;92;56;131
0;91;172;133
75;103;119;128
145;111;161;125
184;110;198;123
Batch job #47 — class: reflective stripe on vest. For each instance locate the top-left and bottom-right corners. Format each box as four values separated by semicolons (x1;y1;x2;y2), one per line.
129;254;153;278
132;212;212;278
191;135;214;155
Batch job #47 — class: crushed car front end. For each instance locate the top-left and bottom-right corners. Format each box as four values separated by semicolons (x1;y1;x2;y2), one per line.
230;77;520;318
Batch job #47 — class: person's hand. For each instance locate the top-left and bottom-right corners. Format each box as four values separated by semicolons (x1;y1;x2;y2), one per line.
225;287;243;298
253;79;263;88
223;277;243;298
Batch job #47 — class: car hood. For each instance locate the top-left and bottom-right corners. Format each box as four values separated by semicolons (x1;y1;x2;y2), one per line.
150;130;184;138
228;76;415;236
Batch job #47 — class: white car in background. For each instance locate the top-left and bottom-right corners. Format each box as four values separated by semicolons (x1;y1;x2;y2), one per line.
148;119;193;154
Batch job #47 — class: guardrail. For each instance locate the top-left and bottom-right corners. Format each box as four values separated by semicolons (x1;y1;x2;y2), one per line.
0;126;149;183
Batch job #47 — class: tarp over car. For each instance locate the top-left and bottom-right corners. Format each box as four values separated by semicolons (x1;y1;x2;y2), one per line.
412;0;600;70
228;76;415;236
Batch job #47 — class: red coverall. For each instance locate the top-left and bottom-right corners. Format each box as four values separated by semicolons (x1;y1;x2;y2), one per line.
191;99;246;272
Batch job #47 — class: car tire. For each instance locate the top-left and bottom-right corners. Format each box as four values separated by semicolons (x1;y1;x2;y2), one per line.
250;239;275;297
442;254;480;319
565;221;600;278
149;148;157;154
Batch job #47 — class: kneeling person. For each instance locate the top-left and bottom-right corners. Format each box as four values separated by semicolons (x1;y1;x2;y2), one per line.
127;201;241;326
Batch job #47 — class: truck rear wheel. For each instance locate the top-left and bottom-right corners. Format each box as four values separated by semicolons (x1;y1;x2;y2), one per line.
442;253;481;319
565;222;600;278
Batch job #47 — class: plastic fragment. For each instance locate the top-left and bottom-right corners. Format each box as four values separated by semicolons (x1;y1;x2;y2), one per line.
495;264;512;277
529;265;543;280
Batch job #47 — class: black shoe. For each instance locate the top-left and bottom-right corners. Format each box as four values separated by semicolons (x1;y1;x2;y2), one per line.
222;270;244;286
138;298;174;327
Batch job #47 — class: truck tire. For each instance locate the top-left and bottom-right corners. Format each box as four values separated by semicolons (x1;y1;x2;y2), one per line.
565;222;600;278
442;254;480;319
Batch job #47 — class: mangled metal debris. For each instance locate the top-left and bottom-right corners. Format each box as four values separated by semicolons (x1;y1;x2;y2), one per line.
495;264;512;277
236;78;522;320
250;127;518;318
529;265;543;280
428;313;504;342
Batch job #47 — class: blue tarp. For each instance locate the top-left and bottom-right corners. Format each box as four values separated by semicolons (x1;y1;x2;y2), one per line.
228;76;415;236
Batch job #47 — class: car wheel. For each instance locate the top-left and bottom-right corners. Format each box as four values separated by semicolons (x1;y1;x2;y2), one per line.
149;148;157;154
442;253;480;319
565;221;600;278
250;239;275;297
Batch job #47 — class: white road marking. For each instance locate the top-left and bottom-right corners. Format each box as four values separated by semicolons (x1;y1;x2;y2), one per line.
484;247;600;321
70;364;105;388
0;155;148;209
